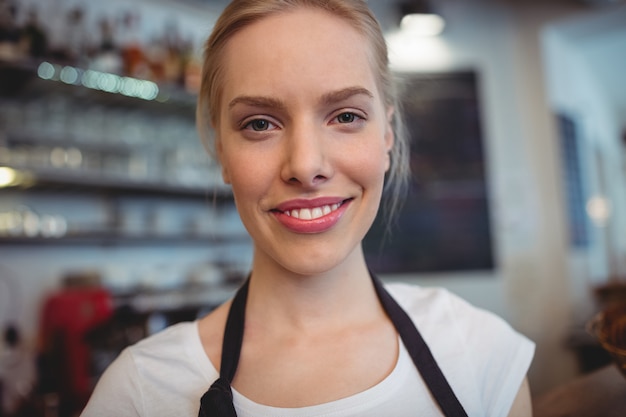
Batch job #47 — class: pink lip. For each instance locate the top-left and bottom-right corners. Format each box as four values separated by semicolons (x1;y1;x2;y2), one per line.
272;197;351;234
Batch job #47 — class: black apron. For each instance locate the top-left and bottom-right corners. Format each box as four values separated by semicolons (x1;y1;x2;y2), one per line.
198;273;468;417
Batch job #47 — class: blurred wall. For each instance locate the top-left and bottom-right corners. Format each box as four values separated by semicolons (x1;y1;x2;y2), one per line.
544;5;626;308
377;0;626;395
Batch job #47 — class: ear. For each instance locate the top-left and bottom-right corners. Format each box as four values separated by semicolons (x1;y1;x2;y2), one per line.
215;136;231;185
384;106;395;172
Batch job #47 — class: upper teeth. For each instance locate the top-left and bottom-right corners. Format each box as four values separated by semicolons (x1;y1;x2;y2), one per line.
285;203;341;220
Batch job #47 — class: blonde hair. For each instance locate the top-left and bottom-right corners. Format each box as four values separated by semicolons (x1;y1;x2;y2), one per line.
196;0;409;219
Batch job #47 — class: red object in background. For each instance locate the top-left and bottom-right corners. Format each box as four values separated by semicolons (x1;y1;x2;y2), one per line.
38;287;113;413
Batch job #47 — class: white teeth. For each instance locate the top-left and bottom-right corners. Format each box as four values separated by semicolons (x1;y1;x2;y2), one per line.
285;203;342;220
312;207;323;218
300;208;312;220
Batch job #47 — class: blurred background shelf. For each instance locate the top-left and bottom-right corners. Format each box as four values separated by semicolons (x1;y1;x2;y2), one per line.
0;59;198;114
0;58;240;246
2;166;231;199
0;232;250;246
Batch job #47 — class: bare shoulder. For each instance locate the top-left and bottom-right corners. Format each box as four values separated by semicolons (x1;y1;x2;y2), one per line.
507;378;532;417
197;300;232;372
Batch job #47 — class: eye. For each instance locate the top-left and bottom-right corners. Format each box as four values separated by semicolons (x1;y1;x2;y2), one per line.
336;112;359;124
243;118;276;131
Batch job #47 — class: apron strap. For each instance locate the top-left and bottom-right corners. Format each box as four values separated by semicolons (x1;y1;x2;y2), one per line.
371;274;468;416
199;274;467;417
198;279;249;417
219;278;250;382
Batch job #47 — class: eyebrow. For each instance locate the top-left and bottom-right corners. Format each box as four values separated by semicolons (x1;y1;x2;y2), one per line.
228;87;374;111
320;86;374;106
228;95;286;110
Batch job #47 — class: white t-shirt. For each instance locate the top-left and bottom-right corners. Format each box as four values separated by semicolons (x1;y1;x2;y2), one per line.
81;283;535;417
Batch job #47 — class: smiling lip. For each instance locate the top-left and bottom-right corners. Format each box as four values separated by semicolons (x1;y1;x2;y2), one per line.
272;197;351;233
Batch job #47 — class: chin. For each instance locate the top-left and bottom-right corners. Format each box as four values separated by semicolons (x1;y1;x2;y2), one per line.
283;263;337;277
271;245;361;278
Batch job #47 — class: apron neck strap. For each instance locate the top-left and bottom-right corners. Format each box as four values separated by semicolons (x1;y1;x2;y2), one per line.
199;273;467;417
370;273;468;416
219;278;249;382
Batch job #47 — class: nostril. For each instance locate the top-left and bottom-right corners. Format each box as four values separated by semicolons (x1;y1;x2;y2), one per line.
287;175;326;186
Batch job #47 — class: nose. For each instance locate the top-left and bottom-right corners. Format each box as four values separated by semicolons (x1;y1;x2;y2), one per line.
280;123;333;187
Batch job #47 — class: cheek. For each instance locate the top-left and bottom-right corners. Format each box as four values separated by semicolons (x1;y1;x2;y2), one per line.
345;145;389;189
222;148;272;196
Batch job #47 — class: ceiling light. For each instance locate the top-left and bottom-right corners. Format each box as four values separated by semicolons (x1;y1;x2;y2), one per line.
398;1;445;36
401;13;445;36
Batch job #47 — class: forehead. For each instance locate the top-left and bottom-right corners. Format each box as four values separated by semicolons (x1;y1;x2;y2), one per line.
219;7;380;105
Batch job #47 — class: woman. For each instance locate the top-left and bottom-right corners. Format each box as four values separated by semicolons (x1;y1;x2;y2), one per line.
82;1;534;416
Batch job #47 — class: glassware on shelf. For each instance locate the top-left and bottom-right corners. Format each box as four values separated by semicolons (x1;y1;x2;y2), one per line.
73;105;107;145
0;206;67;238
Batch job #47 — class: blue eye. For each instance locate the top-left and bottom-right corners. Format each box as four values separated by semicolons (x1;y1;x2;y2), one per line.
246;119;272;131
337;113;357;123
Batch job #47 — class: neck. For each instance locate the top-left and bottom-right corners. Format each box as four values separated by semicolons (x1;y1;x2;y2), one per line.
246;246;382;333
